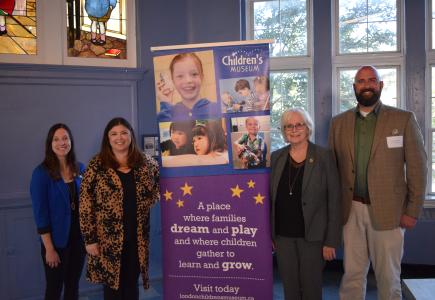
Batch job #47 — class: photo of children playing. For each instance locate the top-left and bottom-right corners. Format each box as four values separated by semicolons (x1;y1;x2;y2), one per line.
159;118;229;167
154;51;219;122
220;75;270;114
231;115;271;169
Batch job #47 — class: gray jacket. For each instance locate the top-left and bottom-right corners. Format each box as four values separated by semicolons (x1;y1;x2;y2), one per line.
270;142;342;248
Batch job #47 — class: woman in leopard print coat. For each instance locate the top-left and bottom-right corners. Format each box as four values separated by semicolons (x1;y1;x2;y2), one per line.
79;117;160;299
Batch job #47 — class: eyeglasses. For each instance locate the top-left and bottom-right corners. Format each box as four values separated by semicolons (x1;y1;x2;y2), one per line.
283;122;306;131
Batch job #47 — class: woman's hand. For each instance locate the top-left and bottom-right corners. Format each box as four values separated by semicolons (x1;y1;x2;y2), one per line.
45;248;61;268
86;243;100;257
323;246;336;261
156;79;174;104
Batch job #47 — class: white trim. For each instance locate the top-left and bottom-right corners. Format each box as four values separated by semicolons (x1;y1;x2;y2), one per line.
332;55;404;67
150;39;274;52
424;198;435;207
331;0;338;58
331;66;339;116
269;56;312;70
245;0;254;40
425;63;430;194
427;0;432;53
426;1;435;195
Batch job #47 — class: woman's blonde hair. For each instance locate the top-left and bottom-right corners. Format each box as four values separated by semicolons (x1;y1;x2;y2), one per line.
280;108;314;142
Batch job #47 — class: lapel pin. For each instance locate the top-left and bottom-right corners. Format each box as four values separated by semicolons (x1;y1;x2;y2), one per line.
309;158;314;163
392;129;399;135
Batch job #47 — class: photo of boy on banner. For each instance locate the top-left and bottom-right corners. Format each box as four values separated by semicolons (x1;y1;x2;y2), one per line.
159;118;228;167
219;76;270;114
231;115;270;169
154;50;219;122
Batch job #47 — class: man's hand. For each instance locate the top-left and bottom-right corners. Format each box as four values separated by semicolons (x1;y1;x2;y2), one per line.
400;214;417;229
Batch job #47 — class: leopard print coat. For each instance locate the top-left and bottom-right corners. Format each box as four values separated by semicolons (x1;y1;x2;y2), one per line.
79;154;160;290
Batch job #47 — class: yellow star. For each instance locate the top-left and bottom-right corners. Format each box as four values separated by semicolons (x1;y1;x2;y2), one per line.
231;185;244;198
176;199;184;208
180;182;193;196
254;193;265;205
247;179;255;188
163;189;173;201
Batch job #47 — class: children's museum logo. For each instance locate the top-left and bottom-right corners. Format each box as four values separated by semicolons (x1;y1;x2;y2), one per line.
221;53;263;72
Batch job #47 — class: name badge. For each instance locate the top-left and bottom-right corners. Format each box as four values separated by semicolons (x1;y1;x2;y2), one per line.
387;136;403;148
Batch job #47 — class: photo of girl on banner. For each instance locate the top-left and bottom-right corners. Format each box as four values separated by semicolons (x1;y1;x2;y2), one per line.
154;51;220;122
231;115;271;169
219;76;270;113
159;118;228;167
160;120;196;156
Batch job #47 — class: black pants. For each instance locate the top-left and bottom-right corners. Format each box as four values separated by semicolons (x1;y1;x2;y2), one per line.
41;238;86;300
103;242;141;300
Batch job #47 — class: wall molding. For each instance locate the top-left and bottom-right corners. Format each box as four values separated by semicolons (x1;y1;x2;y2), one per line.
0;63;146;82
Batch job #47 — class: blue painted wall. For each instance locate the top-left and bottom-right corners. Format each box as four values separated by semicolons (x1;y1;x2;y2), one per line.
0;1;241;299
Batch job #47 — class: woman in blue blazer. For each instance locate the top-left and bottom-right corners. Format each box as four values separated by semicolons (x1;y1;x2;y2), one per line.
270;109;342;300
30;123;86;300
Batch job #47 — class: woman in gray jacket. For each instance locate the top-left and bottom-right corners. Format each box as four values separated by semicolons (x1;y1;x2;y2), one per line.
270;108;342;300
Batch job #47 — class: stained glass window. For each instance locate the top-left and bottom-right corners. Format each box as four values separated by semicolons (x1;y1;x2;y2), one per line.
0;0;37;55
66;0;127;59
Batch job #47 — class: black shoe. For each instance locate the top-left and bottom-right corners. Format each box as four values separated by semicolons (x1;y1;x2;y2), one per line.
97;39;106;46
0;29;7;35
91;38;98;45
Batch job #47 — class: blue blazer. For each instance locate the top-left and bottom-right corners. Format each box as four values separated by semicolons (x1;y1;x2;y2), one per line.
30;163;85;248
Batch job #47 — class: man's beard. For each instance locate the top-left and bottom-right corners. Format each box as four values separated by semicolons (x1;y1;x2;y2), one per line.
354;87;381;107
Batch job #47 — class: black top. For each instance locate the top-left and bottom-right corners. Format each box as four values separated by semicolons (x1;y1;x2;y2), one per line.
66;181;81;241
116;170;138;243
275;155;305;238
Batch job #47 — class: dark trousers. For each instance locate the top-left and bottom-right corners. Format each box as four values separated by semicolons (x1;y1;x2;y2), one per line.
275;235;324;300
103;242;140;300
41;238;86;300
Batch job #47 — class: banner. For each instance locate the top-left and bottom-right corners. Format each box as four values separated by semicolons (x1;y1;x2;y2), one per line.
152;40;273;300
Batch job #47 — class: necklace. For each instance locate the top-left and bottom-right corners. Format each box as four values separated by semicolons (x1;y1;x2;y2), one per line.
66;181;77;211
288;157;304;196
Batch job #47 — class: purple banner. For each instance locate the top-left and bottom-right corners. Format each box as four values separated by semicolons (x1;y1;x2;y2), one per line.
152;41;273;299
161;173;272;299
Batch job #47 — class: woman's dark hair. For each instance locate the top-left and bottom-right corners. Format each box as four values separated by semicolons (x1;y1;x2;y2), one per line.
192;119;227;154
99;117;144;169
42;123;79;179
